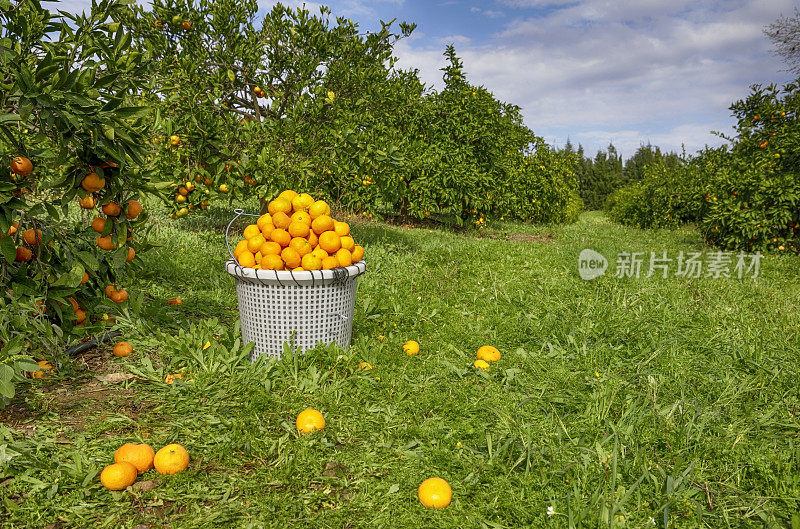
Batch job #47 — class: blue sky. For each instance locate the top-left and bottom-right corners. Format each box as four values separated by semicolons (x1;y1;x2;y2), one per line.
64;0;797;158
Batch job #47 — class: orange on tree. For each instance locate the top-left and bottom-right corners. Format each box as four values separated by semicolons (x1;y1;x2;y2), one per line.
154;444;190;475
6;221;18;236
91;217;106;233
114;443;155;473
219;184;230;194
476;346;501;362
79;195;95;209
318;231;341;254
81;172;105;193
97;235;117;251
81;271;89;284
11;156;33;176
112;288;128;303
403;340;420;356
75;308;86;324
102;202;122;217
22;228;43;246
296;408;325;434
113;342;133;357
125;200;143;219
418;477;452;508
100;461;138;490
126;247;135;262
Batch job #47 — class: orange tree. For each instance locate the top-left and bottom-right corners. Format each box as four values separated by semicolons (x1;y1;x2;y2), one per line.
0;0;156;402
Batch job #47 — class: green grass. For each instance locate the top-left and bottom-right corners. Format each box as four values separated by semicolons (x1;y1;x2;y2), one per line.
2;207;799;528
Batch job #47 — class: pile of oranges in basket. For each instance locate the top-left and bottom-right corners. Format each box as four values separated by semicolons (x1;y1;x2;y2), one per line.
232;190;364;271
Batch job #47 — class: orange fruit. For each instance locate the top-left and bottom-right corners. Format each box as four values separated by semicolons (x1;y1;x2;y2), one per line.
333;221;350;237
113;342;133;357
105;285;117;299
79;196;95;209
153;444;190;475
81;271;89;284
30;360;53;378
403;340;420;356
6;221;18;236
112;288;128;303
351;245;364;262
287;221;310;238
357;361;372;371
340;235;354;251
296;408;325;434
268;197;292;216
321;256;339;270
261;223;275;239
164;373;185;383
125;200;143;220
102;202;122;217
260;241;282;256
114;443;155;473
301;253;322;271
272;211;291;229
247;234;266;253
308;200;330;219
10;156;33;176
278;189;298;204
335;248;352;267
291;193;314;212
281;247;301;269
289;237;312;256
476;346;501;362
81;172;105;193
311;248;328;260
291;211;312;226
92;217;106;234
474;359;490;371
307;231;318;248
261;253;284;270
243;224;261;240
318;231;341;254
311;214;334;235
75;308;86;324
270;228;291;247
256;213;273;231
233;240;248;259
254;251;263;264
126;247;135;262
22;229;43;245
97;235;117;251
100;461;138;490
15;246;32;262
418;477;452;508
238;251;256;268
167;298;182;306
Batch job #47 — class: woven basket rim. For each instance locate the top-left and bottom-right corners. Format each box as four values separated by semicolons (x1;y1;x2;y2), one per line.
225;259;366;286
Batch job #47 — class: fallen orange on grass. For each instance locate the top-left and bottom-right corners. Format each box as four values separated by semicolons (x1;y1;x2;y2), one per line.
418;477;452;508
114;443;155;473
100;461;138;490
296;408;325;434
154;444;190;475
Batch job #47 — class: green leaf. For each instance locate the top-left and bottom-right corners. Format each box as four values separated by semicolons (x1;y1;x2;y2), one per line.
0;235;16;265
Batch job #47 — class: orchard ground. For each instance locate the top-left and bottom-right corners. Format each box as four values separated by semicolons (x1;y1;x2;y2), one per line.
2;204;799;528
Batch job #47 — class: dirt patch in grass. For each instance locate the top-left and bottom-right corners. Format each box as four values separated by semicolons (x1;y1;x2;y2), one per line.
481;231;554;243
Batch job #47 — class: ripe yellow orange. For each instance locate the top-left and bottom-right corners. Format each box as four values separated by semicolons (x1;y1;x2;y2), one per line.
291;193;314;212
81;172;105;193
243;224;261;240
335;248;352;267
418;477;452;508
307;231;318;248
260;241;282;256
30;360;53;378
10;156;33;176
311;248;328;260
272;211;291;229
247;234;266;253
289;237;312;256
278;189;298;204
333;221;350;237
261;253;284;270
351;245;364;262
291;211;312;226
254;251;263;264
233;240;248;258
113;342;132;357
219;184;230;194
311;214;334;235
296;408;325;434
114;443;155;473
292;266;304;272
474;359;490;371
79;195;95;209
100;462;138;490
287;221;310;238
318;231;341;254
92;217;106;234
153;444;190;475
257;213;273;230
281;247;301;269
261;223;274;239
102;202;122;217
125;200;142;220
238;250;256;268
6;221;18;236
175;194;187;204
169;135;180;146
476;346;501;362
308;200;330;219
403;340;420;356
301;253;322;270
340;235;354;251
321;256;339;270
268;197;292;216
22;228;43;246
270;228;291;247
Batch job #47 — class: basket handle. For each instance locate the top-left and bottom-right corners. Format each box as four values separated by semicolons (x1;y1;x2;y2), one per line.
225;208;260;262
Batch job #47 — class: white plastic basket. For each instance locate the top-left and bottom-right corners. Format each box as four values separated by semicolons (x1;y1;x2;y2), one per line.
224;210;366;361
